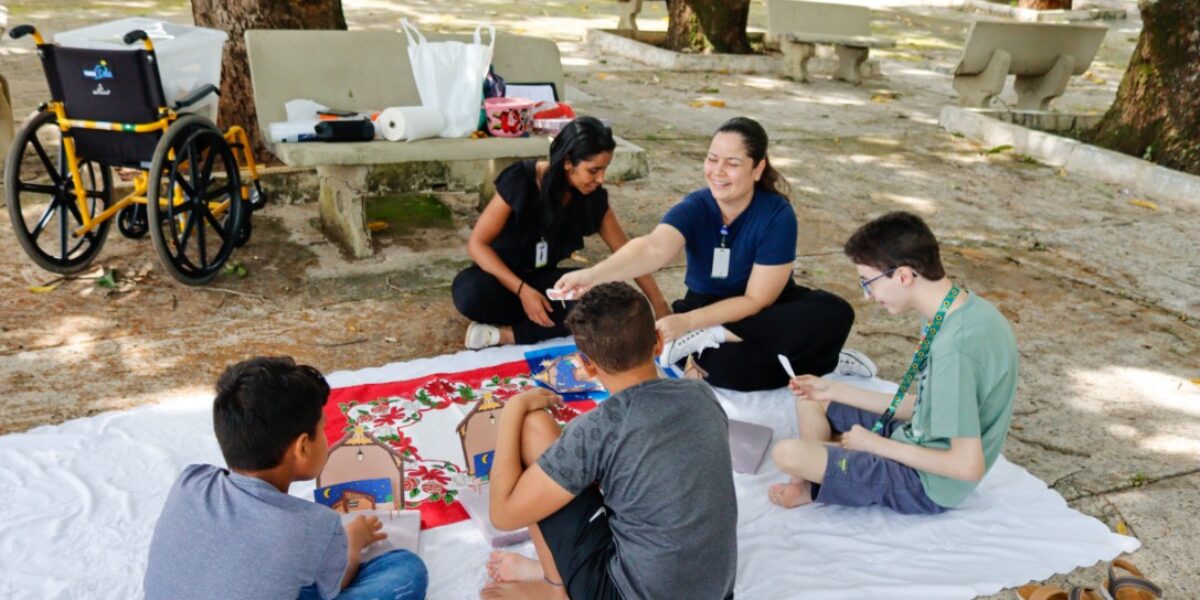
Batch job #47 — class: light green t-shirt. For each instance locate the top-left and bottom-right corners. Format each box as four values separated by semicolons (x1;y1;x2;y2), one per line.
890;292;1018;508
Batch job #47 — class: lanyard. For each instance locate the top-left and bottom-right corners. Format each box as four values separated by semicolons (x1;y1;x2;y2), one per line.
870;284;961;433
719;225;729;248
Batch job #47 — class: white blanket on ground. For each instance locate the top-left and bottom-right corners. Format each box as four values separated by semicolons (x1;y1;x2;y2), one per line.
0;342;1137;599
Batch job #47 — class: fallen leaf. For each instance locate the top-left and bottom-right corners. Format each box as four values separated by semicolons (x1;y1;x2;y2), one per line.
30;280;64;294
870;92;899;103
367;221;390;232
1082;71;1106;85
688;100;705;108
1115;520;1129;536
1128;199;1159;211
96;270;118;289
706;100;726;108
596;72;612;80
985;144;1013;155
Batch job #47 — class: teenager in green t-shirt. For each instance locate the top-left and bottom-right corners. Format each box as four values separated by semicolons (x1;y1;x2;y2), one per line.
767;211;1018;514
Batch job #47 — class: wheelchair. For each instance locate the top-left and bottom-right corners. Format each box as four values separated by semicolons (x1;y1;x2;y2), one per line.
4;24;266;285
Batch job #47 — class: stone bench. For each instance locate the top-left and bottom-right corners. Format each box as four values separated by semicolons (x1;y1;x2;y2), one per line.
245;29;563;258
767;0;894;85
953;21;1106;111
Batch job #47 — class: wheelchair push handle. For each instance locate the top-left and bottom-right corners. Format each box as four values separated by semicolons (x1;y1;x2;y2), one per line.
123;29;149;44
10;24;39;41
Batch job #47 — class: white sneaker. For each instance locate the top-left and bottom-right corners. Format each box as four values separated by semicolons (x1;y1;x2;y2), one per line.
465;322;501;350
833;349;877;378
659;326;723;366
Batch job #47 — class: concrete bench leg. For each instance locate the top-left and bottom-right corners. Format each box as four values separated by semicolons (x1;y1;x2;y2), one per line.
781;40;817;83
1014;53;1076;111
833;45;870;85
317;164;373;259
953;49;1012;108
617;0;644;32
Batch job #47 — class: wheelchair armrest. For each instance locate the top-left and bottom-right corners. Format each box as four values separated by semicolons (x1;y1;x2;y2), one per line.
10;25;36;40
123;29;149;45
173;84;221;110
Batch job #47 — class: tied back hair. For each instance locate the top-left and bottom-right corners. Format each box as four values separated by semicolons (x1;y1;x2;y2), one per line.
714;117;790;199
538;116;616;232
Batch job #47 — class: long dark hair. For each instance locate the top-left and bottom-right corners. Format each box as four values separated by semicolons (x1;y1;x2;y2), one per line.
539;116;616;231
714;117;790;199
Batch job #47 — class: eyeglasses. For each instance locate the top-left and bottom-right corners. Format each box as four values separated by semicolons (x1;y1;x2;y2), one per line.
859;268;898;298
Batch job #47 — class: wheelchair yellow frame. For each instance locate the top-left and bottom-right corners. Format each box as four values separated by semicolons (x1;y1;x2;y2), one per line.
27;30;262;240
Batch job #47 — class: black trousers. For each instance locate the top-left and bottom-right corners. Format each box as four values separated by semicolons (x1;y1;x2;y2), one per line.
451;265;578;344
675;281;855;392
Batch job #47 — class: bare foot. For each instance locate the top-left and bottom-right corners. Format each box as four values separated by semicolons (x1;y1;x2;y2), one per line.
499;327;516;345
768;481;813;509
683;356;708;380
486;551;543;582
480;580;568;600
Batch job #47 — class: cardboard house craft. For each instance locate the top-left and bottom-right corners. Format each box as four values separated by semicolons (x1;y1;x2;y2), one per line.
457;393;504;479
318;426;406;510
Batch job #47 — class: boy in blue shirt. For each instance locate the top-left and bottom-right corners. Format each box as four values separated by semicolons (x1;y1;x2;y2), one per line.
769;212;1018;514
144;357;428;600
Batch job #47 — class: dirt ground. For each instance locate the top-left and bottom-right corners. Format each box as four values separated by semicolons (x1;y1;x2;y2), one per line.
1;0;1197;597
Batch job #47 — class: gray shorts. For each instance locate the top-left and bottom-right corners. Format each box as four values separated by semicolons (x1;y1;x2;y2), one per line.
810;403;946;515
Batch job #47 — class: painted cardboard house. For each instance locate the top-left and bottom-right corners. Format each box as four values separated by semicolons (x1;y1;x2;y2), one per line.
457;393;504;479
318;426;406;510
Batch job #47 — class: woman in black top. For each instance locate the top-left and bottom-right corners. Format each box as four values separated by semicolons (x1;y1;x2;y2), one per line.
453;117;670;348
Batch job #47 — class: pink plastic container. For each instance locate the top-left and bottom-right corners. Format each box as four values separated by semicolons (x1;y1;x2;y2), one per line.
484;97;535;137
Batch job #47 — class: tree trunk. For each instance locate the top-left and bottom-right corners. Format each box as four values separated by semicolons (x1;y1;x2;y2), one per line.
666;0;704;53
666;0;752;54
688;0;752;54
1018;0;1072;10
1088;0;1200;176
191;0;347;165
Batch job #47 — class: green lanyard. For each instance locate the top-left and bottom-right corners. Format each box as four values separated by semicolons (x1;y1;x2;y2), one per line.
870;284;961;434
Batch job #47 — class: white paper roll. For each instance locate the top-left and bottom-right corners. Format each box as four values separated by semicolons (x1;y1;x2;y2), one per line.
377;106;445;142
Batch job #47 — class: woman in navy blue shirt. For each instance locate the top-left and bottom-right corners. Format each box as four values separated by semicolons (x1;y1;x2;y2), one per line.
556;117;870;391
453;117;670;349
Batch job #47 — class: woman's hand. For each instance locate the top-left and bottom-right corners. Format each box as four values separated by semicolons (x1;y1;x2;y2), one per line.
655;313;694;343
789;374;838;403
652;301;673;321
518;285;555;328
553;269;596;300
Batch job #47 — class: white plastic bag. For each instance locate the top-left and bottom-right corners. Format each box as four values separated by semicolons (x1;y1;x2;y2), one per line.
401;19;495;139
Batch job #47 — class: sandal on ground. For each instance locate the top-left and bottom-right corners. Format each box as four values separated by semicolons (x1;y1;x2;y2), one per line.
1017;585;1104;600
1103;558;1163;600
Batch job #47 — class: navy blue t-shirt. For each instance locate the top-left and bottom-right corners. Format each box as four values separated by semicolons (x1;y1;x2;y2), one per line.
661;188;797;297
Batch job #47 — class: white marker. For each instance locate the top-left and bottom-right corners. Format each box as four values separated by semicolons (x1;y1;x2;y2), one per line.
777;354;796;379
546;288;577;302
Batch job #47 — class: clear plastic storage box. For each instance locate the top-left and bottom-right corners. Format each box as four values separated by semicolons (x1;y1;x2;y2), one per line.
55;17;227;122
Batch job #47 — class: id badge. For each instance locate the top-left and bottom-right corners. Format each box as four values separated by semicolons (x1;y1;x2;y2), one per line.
712;247;731;279
535;240;549;268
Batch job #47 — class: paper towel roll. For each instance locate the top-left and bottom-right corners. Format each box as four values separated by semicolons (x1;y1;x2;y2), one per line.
377;106;444;142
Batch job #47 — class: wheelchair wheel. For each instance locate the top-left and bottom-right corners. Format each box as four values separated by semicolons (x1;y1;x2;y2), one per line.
147;115;245;285
117;204;149;239
4;110;112;274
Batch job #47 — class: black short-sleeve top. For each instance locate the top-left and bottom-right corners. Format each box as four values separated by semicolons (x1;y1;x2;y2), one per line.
489;159;610;272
